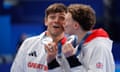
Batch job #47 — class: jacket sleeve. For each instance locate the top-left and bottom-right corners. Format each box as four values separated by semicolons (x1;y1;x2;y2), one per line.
10;39;29;72
77;41;115;72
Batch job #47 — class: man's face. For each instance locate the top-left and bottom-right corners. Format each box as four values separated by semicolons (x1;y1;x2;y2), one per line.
64;12;76;35
45;12;66;36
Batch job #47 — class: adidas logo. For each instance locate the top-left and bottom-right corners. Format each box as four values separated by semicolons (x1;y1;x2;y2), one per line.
28;51;37;57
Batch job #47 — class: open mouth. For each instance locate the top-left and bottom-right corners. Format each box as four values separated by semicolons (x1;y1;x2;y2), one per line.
52;24;64;30
53;25;60;28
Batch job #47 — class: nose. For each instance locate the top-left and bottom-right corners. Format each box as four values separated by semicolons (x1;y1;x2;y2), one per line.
54;16;65;25
54;17;59;23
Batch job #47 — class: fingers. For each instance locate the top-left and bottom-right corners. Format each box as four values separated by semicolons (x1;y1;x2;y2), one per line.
47;43;57;52
44;42;58;63
62;43;73;53
62;43;75;57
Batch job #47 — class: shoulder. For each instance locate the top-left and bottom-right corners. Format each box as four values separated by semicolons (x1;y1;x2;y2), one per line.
92;37;112;46
87;37;113;50
18;32;45;51
18;32;45;49
24;32;45;43
25;35;40;42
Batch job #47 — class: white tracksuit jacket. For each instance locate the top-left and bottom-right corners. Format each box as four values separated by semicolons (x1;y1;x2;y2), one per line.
11;32;48;72
75;28;115;72
11;28;115;72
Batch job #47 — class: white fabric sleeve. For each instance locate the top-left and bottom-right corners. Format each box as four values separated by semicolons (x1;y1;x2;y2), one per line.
77;42;115;72
10;39;29;72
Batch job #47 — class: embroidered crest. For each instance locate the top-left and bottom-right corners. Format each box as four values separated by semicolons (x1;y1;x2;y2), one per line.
96;62;103;69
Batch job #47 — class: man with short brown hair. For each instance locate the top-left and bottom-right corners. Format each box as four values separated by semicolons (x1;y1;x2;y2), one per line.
11;3;67;72
62;4;115;72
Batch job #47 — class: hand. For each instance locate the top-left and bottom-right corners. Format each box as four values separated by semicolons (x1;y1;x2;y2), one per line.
62;43;75;57
45;42;58;63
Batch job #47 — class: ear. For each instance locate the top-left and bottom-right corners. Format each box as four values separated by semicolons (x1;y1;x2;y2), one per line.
44;18;48;26
74;22;79;29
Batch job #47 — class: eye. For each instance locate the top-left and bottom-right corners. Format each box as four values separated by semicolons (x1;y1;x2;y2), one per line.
49;16;56;19
59;16;65;21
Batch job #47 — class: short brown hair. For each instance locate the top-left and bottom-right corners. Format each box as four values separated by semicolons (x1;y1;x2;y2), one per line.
45;3;67;18
67;4;96;31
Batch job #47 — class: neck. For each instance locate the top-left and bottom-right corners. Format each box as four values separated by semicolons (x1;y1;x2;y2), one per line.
46;31;64;43
76;30;88;44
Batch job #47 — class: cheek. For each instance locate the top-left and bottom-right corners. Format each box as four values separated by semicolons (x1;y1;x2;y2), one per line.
64;25;72;32
65;22;72;28
45;21;53;27
64;21;70;26
63;23;68;29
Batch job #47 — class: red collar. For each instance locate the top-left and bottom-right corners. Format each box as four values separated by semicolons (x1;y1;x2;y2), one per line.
60;37;67;45
85;28;109;43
